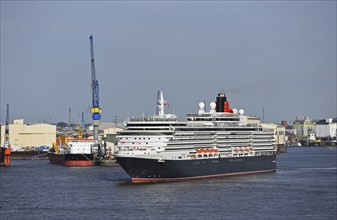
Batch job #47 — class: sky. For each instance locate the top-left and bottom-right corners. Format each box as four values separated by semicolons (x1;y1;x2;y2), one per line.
1;1;336;125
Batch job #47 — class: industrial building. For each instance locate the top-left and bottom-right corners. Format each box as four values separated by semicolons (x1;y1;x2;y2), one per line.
315;118;337;140
285;116;337;146
292;116;315;137
103;127;123;159
0;119;56;151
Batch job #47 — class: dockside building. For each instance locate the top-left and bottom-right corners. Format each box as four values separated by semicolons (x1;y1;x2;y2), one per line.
0;119;56;151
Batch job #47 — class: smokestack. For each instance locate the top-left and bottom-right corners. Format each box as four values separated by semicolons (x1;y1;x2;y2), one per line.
216;93;226;112
215;92;233;113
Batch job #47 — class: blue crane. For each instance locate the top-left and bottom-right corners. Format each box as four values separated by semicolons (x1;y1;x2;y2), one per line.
89;35;102;121
89;35;103;158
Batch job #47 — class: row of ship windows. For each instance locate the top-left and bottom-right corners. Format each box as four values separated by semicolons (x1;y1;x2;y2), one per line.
178;128;258;131
119;132;173;135
173;139;272;142
187;118;239;121
119;132;272;136
121;130;273;135
174;135;254;140
119;136;271;141
120;137;162;140
174;133;272;137
120;141;270;147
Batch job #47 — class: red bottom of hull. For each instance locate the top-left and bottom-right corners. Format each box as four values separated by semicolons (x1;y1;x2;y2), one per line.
64;160;94;167
48;153;94;167
131;169;275;183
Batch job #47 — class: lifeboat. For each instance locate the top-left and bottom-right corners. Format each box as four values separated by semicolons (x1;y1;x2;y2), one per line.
196;148;219;154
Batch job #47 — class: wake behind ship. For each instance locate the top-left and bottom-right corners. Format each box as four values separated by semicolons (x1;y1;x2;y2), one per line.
114;91;276;183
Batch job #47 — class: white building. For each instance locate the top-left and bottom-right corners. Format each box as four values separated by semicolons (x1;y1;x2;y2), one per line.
315;118;337;140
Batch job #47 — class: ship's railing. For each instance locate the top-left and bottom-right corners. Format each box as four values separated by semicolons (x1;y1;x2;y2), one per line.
129;117;179;122
187;113;239;118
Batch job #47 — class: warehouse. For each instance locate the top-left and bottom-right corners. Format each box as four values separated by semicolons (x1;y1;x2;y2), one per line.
0;119;56;151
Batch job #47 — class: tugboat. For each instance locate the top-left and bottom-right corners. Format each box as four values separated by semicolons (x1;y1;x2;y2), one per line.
114;91;276;183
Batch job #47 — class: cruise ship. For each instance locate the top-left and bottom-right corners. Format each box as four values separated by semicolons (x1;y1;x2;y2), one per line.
114;91;276;183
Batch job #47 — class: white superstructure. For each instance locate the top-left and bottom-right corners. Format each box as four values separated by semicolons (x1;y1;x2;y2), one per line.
67;138;94;154
114;92;276;161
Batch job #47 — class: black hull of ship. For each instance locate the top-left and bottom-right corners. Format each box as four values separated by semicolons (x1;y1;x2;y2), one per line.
115;155;276;183
48;153;94;166
11;151;48;160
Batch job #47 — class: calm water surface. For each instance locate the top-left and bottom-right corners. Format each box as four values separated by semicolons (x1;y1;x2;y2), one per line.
0;147;336;220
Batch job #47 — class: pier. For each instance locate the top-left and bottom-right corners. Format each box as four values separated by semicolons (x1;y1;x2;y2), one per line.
299;140;337;147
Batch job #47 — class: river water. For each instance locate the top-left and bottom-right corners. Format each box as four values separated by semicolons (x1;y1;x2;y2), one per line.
0;147;336;220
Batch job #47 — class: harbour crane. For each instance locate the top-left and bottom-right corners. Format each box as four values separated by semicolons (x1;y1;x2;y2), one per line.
4;104;10;148
89;35;102;157
81;106;91;130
